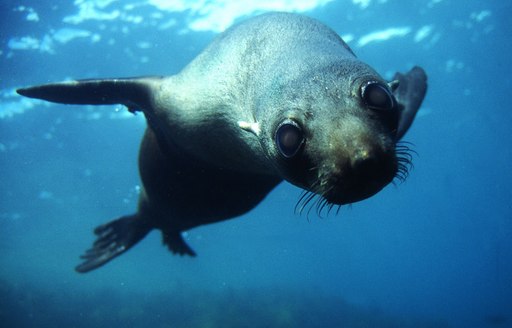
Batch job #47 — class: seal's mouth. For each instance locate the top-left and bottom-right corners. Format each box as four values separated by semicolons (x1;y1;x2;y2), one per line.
295;142;414;216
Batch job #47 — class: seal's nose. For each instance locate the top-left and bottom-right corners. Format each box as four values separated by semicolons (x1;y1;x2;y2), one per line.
354;157;378;177
349;145;397;193
351;148;383;181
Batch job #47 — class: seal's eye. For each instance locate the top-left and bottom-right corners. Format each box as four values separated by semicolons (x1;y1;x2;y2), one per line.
361;81;395;111
275;120;304;158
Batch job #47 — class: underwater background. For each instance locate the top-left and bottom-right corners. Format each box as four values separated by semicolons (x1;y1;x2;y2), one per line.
1;0;511;327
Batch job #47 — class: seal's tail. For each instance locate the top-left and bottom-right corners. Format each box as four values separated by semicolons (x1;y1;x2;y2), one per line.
75;214;152;273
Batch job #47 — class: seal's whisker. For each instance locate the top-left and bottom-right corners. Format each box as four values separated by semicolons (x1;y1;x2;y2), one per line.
393;141;416;184
294;180;346;218
297;181;321;219
306;194;321;219
294;192;307;215
335;204;342;216
316;185;335;217
306;194;323;220
296;180;321;214
303;193;317;217
295;190;311;214
396;152;413;163
396;141;418;152
316;197;329;218
393;162;409;184
326;203;334;216
297;190;317;218
322;198;331;217
314;197;322;217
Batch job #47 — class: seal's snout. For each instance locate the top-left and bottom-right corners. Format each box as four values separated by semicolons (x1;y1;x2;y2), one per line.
351;146;395;180
352;152;384;180
354;148;396;183
321;140;397;205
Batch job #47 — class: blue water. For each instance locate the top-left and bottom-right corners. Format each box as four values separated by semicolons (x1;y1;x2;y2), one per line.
1;1;511;327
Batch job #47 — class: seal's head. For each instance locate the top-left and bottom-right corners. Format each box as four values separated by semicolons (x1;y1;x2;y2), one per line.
256;60;412;211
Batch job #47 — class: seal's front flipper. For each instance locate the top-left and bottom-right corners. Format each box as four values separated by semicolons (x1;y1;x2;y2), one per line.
75;214;152;273
392;66;428;140
163;231;197;257
16;77;163;113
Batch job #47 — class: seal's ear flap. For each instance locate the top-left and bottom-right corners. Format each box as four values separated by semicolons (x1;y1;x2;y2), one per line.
391;66;427;140
16;76;164;114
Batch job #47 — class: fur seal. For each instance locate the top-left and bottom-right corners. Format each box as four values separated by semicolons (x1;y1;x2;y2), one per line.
17;12;427;272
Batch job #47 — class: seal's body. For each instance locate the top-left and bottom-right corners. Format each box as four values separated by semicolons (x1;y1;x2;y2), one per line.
17;12;427;272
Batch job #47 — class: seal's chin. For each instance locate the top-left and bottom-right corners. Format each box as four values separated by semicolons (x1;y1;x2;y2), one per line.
294;173;394;216
321;152;399;205
295;143;413;215
322;176;393;205
295;161;397;215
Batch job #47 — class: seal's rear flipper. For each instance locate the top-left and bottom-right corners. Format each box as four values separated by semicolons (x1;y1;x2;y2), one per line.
16;77;163;113
163;231;197;257
75;215;152;273
392;66;428;140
